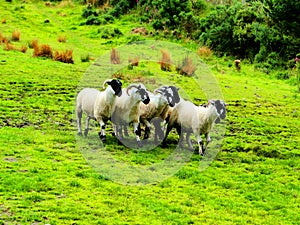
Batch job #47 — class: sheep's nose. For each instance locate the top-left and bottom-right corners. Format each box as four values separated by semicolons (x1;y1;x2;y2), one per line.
116;89;122;97
143;98;150;105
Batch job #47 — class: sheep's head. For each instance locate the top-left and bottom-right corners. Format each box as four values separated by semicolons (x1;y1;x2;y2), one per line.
208;100;226;123
155;85;180;107
127;83;150;105
103;79;123;97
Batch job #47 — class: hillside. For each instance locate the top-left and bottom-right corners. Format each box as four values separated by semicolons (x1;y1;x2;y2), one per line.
0;1;299;224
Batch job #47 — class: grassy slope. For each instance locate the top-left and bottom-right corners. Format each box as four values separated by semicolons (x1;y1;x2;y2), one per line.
0;1;299;224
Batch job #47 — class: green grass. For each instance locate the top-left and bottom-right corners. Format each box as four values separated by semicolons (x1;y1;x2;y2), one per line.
0;1;299;224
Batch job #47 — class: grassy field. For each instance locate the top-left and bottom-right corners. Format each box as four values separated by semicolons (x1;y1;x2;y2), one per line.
0;1;299;224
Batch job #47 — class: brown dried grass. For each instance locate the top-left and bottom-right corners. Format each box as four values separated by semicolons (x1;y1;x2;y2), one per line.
53;49;74;64
12;30;20;41
197;46;212;58
4;42;16;51
128;57;140;67
29;39;39;49
19;45;28;53
0;33;8;44
110;48;120;64
159;49;172;71
176;56;197;76
33;43;53;58
58;35;67;43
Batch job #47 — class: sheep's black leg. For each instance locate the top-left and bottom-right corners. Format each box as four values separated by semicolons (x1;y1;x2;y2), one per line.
195;134;204;155
203;133;211;154
144;126;150;140
133;123;142;147
77;111;83;136
98;123;106;142
84;116;91;137
162;123;173;147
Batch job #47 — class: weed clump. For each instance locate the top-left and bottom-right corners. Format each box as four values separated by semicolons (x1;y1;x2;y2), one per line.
197;46;212;58
28;39;39;49
11;30;20;41
58;35;67;43
4;42;27;53
33;43;53;58
128;57;139;67
19;45;28;53
0;33;8;43
159;49;172;71
53;49;74;64
176;55;197;76
4;42;16;51
110;48;120;64
81;54;91;62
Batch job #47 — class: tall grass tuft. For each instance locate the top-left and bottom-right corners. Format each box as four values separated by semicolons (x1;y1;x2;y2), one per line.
159;49;172;71
53;49;74;64
0;33;8;43
128;57;140;67
176;55;197;76
58;35;67;43
19;45;28;53
197;46;212;58
110;48;120;64
33;43;53;58
29;39;39;49
81;54;91;62
11;30;20;41
4;42;16;51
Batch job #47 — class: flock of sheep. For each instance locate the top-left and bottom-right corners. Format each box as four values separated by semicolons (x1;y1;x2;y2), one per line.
76;79;226;155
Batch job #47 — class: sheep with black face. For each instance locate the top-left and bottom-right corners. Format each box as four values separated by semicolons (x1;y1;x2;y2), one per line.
162;99;226;155
111;83;150;147
139;85;180;143
76;79;122;141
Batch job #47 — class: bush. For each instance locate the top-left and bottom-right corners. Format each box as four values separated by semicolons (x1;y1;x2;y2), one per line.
197;46;212;58
82;4;98;18
176;55;196;76
110;48;120;64
81;54;91;62
53;50;74;64
85;15;101;25
159;49;172;71
11;30;20;41
33;44;53;58
0;33;8;43
58;35;67;43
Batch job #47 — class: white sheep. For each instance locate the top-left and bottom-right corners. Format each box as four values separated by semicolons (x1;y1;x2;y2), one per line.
162;99;226;155
76;79;122;141
111;83;150;147
139;85;180;143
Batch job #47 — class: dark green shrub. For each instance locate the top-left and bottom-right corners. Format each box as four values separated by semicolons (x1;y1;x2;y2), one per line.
82;4;98;18
85;15;101;25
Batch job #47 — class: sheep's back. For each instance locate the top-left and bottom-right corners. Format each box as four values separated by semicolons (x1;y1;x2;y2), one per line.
77;88;100;117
